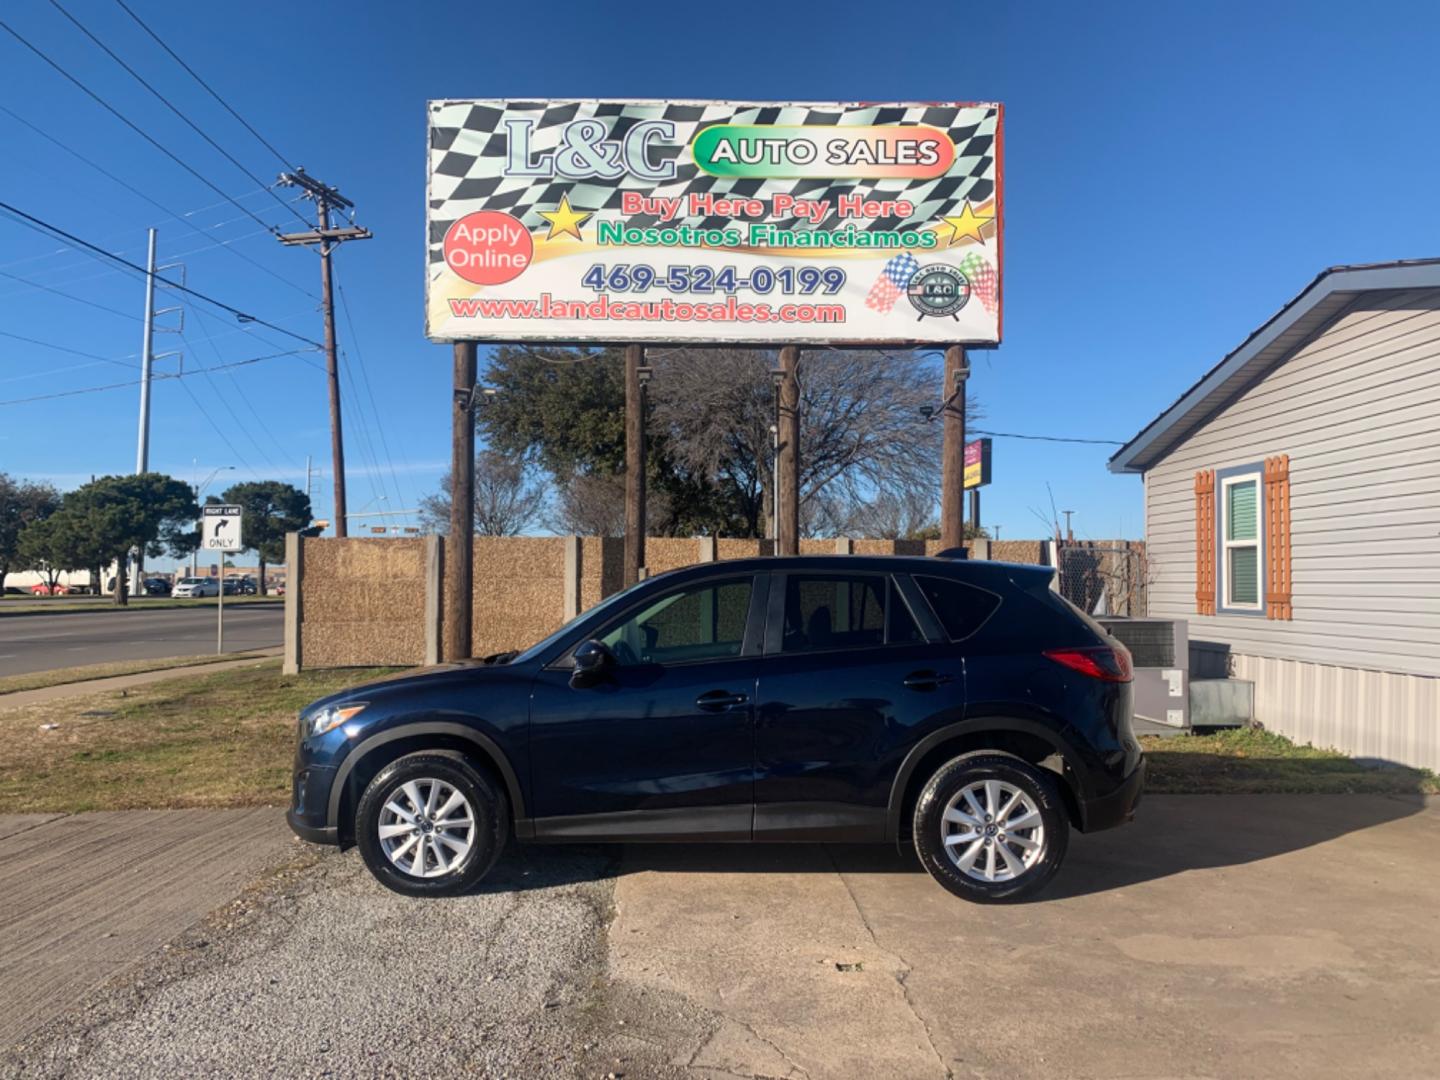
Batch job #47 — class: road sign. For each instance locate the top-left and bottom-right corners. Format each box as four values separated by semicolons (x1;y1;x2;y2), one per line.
201;505;243;552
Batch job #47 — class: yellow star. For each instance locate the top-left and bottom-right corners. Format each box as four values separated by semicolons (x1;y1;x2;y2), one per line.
538;194;593;242
938;201;994;246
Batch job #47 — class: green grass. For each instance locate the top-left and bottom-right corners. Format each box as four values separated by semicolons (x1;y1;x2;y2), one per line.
1142;727;1440;795
0;662;396;813
0;595;280;616
0;653;274;696
3;670;1433;814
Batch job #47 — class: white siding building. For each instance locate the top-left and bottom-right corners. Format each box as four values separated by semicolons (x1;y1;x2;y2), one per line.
1110;262;1440;772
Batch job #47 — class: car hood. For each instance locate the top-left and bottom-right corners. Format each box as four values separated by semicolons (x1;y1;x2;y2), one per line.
300;657;515;713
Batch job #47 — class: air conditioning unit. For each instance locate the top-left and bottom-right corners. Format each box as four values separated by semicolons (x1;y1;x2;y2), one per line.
1095;617;1189;730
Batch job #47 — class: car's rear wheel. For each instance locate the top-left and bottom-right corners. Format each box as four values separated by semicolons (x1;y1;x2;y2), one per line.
355;752;507;897
913;752;1069;903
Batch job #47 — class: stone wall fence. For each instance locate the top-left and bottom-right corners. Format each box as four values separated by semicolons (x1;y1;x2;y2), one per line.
283;534;1057;673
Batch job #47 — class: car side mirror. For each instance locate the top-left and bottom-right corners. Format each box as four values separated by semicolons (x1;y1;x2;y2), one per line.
570;639;616;689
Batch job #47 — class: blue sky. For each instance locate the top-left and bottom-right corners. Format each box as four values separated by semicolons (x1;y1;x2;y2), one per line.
3;0;1436;550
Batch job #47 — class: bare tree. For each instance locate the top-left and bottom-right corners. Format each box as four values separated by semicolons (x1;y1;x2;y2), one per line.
544;471;674;537
419;451;545;536
825;488;939;540
648;349;977;537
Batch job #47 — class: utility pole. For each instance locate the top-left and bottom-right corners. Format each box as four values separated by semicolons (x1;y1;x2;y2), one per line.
446;342;477;659
135;229;157;475
278;169;372;539
1062;510;1075;542
776;346;801;556
623;344;648;587
940;346;970;550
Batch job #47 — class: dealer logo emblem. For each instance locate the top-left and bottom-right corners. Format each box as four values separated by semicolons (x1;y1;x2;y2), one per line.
907;265;971;320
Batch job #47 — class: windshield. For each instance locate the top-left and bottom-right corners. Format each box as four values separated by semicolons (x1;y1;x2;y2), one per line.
507;577;650;665
179;578;204;585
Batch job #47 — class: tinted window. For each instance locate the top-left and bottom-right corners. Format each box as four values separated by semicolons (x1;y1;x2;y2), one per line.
914;575;1001;641
599;578;752;666
783;574;915;654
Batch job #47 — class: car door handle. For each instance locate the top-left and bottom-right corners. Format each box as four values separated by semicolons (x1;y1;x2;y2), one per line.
903;670;955;691
695;690;749;711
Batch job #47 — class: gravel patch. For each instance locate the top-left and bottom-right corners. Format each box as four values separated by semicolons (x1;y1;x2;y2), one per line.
2;844;709;1079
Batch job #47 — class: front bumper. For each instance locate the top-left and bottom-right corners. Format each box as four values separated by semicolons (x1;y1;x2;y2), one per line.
286;764;340;845
1077;755;1146;833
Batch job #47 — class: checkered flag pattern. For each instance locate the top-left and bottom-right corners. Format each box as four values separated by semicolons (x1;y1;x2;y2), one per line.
866;253;921;313
428;101;1000;271
957;250;999;315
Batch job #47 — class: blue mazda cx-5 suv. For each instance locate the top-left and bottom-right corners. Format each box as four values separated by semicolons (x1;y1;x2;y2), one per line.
288;554;1145;902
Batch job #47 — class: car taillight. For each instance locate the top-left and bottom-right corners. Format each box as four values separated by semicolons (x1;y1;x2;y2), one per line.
1043;645;1133;682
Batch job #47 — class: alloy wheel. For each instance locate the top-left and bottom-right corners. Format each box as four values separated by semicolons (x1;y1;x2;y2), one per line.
377;777;476;879
940;779;1046;883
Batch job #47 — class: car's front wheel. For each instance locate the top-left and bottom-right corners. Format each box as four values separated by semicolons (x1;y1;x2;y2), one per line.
355;752;507;897
913;752;1069;903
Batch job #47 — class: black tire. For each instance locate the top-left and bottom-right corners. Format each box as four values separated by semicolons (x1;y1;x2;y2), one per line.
913;752;1069;903
355;751;507;898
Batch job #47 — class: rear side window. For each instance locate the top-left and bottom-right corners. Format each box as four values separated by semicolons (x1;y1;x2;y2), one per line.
913;575;1001;641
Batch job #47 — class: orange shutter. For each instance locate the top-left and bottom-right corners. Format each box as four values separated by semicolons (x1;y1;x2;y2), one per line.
1265;455;1292;619
1194;470;1216;615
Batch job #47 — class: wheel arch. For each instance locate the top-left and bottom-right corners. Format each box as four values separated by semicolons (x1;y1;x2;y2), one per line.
886;717;1088;844
329;720;529;845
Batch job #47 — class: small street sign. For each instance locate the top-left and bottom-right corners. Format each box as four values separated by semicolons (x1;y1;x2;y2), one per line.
202;505;243;552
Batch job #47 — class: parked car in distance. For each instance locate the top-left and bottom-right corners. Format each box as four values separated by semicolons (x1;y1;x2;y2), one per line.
233;576;258;595
289;554;1145;903
141;578;170;596
171;577;220;598
28;583;67;596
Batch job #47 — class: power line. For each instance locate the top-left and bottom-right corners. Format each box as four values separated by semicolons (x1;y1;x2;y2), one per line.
0;16;277;235
175;375;255;474
0;104;317;300
45;0;307;230
0;349;316;406
0;267;141;322
337;283;409;516
114;0;296;172
0;200;324;349
0;329;138;369
185;305;310;475
971;429;1125;446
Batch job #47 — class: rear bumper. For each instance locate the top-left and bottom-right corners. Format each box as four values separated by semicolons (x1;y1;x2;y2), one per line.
1078;755;1146;832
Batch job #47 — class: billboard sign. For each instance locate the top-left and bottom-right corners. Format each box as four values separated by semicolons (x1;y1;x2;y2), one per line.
963;437;992;489
427;100;1001;346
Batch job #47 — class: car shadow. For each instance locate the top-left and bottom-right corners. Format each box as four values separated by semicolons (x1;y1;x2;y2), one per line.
469;757;1433;899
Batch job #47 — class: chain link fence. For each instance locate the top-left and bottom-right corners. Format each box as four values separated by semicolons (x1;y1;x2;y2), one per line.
1057;543;1148;617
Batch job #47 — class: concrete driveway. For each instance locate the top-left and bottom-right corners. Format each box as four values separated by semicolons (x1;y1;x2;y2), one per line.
608;794;1440;1078
4;795;1435;1078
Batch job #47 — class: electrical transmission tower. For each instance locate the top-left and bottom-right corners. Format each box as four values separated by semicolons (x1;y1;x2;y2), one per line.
277;169;371;538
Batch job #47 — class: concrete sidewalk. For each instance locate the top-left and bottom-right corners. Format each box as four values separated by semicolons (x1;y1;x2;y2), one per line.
610;794;1440;1078
0;808;295;1046
0;649;282;712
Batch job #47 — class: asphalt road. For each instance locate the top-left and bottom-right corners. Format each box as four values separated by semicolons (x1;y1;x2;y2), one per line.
0;605;284;678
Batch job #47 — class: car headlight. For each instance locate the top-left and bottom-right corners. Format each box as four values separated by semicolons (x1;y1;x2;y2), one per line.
306;703;367;737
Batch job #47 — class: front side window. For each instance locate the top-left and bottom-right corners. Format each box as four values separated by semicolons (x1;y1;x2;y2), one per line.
598;578;753;666
1220;472;1263;611
781;574;916;654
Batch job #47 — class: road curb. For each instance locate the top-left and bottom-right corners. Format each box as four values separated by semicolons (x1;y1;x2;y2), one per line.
0;650;284;711
0;600;283;619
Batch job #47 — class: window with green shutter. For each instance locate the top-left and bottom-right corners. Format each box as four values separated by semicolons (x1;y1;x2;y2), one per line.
1220;473;1263;611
